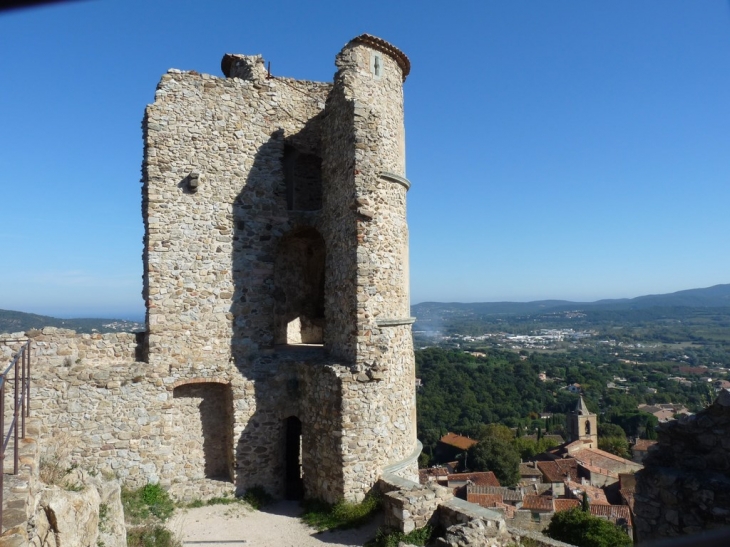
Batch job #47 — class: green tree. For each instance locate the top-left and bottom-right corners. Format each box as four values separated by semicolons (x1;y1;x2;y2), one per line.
643;424;658;440
598;423;626;438
546;508;632;547
598;436;631;459
474;423;514;442
467;437;520;486
513;437;538;460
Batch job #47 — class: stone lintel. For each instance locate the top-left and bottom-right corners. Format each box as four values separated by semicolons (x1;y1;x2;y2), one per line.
380;172;411;191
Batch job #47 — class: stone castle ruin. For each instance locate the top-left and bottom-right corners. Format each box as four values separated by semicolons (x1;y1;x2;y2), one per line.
141;33;419;502
1;34;420;505
15;33;730;547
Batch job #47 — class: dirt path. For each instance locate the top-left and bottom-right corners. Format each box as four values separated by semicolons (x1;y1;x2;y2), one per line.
166;500;382;547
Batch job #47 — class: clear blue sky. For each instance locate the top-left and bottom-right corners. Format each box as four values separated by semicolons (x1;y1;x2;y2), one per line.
1;0;729;320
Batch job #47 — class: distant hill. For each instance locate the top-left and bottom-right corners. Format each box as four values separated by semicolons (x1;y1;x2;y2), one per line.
0;309;143;335
412;284;730;318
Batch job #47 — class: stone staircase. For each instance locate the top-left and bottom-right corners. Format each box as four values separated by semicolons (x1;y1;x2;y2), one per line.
0;418;41;545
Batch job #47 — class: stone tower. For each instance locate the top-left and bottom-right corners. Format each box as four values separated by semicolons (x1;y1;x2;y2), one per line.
568;396;597;448
141;35;418;502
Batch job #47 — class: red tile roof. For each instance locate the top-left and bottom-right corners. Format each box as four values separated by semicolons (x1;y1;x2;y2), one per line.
439;432;478;451
570;447;643;475
524;482;552;496
537;459;578;483
565;480;610;505
590;504;632;526
467;492;504;508
522;494;554;512
468;485;523;502
418;467;449;484
447;471;500;487
554;499;581;512
519;463;543;477
632;439;658;452
580;463;619;479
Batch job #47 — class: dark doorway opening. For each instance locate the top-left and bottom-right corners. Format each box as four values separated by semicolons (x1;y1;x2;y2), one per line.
284;416;304;500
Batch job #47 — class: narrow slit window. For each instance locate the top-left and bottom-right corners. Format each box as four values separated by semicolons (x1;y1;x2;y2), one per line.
371;52;383;79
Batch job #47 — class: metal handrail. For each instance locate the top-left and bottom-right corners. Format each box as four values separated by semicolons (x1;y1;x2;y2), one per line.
0;339;31;532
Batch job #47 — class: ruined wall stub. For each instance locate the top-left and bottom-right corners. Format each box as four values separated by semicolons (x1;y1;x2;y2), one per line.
634;390;730;542
138;34;418;502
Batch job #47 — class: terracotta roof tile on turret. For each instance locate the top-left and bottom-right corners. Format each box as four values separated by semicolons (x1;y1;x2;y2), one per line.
350;34;411;80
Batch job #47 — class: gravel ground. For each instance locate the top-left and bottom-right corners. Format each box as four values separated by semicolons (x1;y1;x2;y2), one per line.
166;500;382;547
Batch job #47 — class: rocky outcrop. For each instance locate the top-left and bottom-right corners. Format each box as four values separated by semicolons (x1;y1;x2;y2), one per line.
634;389;730;542
33;469;126;547
434;519;573;547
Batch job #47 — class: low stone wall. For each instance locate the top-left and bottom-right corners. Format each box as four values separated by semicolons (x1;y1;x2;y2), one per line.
1;328;140;367
510;509;554;532
435;520;574;547
438;497;505;531
379;473;453;533
505;527;574;547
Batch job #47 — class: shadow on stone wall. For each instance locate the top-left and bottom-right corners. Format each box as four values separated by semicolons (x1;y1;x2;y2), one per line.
230;120;337;501
172;382;234;481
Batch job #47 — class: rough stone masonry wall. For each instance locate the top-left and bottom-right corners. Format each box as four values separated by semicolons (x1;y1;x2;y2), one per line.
1;332;352;502
323;40;418;499
297;363;345;502
1;332;231;494
341;325;418;498
143;59;330;366
0;328;138;366
338;43;410;325
320;56;358;362
634;390;730;542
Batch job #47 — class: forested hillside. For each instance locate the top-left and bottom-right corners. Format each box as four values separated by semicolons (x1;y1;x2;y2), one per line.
415;347;716;460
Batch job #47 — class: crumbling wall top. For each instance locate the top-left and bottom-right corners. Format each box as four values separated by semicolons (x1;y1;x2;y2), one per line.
221;53;268;80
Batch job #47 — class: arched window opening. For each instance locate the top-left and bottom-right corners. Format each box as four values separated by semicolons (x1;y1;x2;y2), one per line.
585;420;591;436
283;145;322;211
284;416;304;500
274;228;325;345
